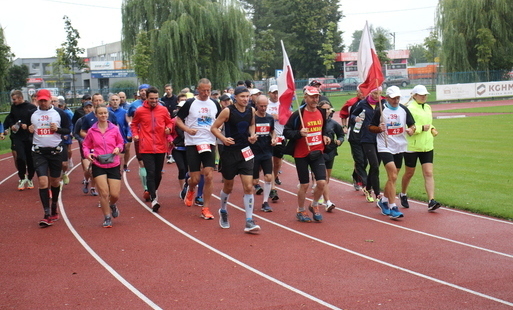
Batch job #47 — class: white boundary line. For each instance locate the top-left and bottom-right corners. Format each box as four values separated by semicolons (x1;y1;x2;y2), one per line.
59;164;163;310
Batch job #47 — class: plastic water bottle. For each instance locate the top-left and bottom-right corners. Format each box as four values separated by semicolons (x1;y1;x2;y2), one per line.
353;110;366;133
12;120;21;134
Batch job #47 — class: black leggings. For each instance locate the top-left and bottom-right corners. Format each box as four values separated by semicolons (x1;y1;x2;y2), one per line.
12;139;35;180
172;149;188;180
141;153;166;200
362;143;380;196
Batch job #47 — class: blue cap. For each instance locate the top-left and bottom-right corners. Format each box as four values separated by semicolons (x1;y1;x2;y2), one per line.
139;84;150;90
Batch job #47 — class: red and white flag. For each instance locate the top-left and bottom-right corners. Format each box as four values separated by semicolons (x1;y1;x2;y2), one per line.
277;40;295;125
357;21;384;96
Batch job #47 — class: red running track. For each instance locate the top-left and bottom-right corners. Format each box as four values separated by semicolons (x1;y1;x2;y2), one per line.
1;101;512;309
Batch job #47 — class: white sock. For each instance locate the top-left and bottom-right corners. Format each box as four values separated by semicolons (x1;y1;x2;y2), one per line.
244;194;254;220
220;191;229;211
263;182;271;203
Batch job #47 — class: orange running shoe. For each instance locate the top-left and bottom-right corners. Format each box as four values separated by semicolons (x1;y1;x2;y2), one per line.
184;190;195;207
201;207;214;220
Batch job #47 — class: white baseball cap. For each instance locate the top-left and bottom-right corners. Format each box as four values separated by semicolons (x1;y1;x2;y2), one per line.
268;85;278;93
386;86;401;98
250;88;262;95
411;85;430;95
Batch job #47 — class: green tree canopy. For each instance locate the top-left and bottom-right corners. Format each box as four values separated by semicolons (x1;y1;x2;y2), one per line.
122;0;253;90
6;64;29;91
241;0;343;78
437;0;513;72
0;26;14;92
347;26;392;53
407;43;428;65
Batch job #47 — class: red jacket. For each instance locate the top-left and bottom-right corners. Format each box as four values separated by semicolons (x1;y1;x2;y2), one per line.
130;101;173;154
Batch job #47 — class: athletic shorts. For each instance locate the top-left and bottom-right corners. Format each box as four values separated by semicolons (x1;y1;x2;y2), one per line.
220;149;254;180
272;143;286;158
186;145;216;172
294;155;326;184
379;152;404;169
253;155;273;179
91;164;121;180
60;144;68;162
33;152;62;178
404;150;434;168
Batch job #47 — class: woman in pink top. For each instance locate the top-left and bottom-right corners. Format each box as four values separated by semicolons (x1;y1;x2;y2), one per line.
83;105;124;228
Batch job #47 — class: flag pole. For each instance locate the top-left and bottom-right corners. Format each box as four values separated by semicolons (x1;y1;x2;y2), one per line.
294;94;311;152
377;78;388;148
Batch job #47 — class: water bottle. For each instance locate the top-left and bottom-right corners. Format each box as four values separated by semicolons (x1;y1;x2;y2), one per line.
12;120;21;134
353;110;366;133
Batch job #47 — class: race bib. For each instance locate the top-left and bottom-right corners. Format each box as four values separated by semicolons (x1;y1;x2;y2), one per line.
37;127;52;136
276;135;284;145
196;144;211;153
241;146;254;161
255;123;271;135
306;131;322;146
387;125;404;136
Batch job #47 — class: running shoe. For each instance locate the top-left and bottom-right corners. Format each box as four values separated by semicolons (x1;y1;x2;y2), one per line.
353;180;361;191
389;206;404;219
82;181;89;194
244;219;261;233
62;174;70;185
308;205;323;222
254;184;263;195
269;189;279;202
143;190;150;202
194;196;204;206
296;210;312;223
261;202;273;212
39;218;53;227
151;200;160;213
400;194;410;208
166;155;175;164
90;187;98;196
377;198;391;216
184;190;195;207
123;165;130;172
428;199;441;212
49;213;59;222
18;179;27;191
362;187;374;203
26;179;34;189
274;177;282;185
219;209;230;228
103;218;113;228
110;204;119;218
201;207;214;220
325;202;336;212
179;184;188;200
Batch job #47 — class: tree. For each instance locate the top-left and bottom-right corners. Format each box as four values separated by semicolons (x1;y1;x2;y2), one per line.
423;31;440;63
347;26;393;53
6;64;29;91
437;0;513;72
254;29;276;79
122;0;253;90
374;32;391;65
240;0;343;78
52;47;73;92
0;25;14;92
318;22;337;76
60;16;86;100
131;31;152;84
407;43;428;65
475;28;496;79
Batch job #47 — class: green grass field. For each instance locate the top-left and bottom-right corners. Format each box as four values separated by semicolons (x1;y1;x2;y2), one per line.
2;98;512;220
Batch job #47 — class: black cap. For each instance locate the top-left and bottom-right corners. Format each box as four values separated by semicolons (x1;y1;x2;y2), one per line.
82;94;92;100
234;86;249;95
219;94;230;101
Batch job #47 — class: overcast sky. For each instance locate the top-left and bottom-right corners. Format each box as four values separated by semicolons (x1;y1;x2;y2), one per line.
1;0;438;59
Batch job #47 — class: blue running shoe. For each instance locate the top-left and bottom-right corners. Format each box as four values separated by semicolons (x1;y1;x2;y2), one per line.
296;211;312;222
389;206;404;219
308;205;323;222
377;199;391;216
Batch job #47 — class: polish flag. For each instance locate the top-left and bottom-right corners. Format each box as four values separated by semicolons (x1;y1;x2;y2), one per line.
277;40;295;125
358;21;384;96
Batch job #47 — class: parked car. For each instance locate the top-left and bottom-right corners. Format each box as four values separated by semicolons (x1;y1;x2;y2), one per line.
309;77;341;92
339;77;361;91
382;75;410;88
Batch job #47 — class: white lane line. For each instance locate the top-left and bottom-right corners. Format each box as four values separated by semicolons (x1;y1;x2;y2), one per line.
276;185;513;259
59;164;163;310
283;160;513;226
218;196;513;307
0;172;18;184
121;163;342;310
